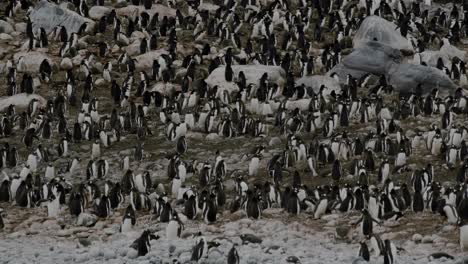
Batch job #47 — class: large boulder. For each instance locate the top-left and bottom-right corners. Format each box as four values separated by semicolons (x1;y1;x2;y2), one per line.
13;51;55;73
205;65;286;94
30;0;95;33
88;6;112;20
0;20;14;34
0;94;47;112
387;63;457;95
354;16;412;50
412;39;466;67
327;41;400;81
327;40;456;94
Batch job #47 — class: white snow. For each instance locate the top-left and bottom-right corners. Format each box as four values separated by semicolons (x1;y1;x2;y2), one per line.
0;212;463;264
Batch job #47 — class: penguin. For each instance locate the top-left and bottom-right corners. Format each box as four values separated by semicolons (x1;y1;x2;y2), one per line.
227;244;240;264
203;195;217;224
171;174;182;199
45;163;55;179
47;194;61;218
0;175;11;202
131;230;159;257
191;234;208;261
69;192;84;216
109;183;124;209
57;138;68;157
314;195;328;219
246;191;262;219
412;190;424;212
184;192;198;220
91;140;101;159
442;203;459;224
356;209;381;238
358;241;370;261
95;194;111;218
378;159;390;184
248;154;260;176
120;205;136;233
159;200;173;223
134;143;144;162
176;136;187;155
15;180;33;208
382;239;396;264
166;212;184;240
23;128;38;148
370;234;385;257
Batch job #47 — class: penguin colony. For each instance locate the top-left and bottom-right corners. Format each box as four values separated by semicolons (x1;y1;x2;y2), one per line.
1;0;468;263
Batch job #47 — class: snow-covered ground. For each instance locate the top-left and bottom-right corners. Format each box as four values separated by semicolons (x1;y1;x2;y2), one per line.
0;207;465;264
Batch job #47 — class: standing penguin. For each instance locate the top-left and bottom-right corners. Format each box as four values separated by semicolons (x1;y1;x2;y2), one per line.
47;194;61;218
382;239;396;264
356;209;381;238
358;241;370;262
203;195;217;224
171;174;182;199
314;195;328;219
131;230;159;257
176;136;187;155
166;212;184;240
0;176;11;202
120;205;136;233
246;192;262;219
378;159;390;184
69;192;84;216
287;188;301;215
191;233;208;261
227;244;240;264
248;154;260;176
91;140;101;159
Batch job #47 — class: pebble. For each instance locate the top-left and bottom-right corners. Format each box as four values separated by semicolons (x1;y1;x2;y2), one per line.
56;229;72;237
60;58;73;70
206;133;220;140
76;232;90;238
269;137;282;146
0;33;12;40
412;234;422;242
15;22;26;33
421;235;433;244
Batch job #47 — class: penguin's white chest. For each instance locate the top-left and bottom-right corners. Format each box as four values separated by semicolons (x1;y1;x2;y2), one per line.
166;220;180;240
92;144;100;158
248;158;259;176
134;175;146;193
10;180;21;198
20;167;30;179
62;141;68;156
177;164;186;182
120;218;133;233
27;155;37;172
314;200;327;219
172;179;181;198
443;205;459;224
48;199;60;218
45;166;55;179
122;157;130;171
